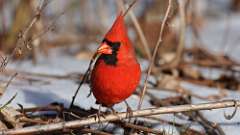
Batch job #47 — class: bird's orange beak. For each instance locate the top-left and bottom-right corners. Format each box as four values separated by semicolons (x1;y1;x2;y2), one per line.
97;43;112;54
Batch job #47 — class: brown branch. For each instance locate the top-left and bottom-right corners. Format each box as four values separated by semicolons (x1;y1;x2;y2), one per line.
194;111;225;135
138;0;173;109
2;100;240;135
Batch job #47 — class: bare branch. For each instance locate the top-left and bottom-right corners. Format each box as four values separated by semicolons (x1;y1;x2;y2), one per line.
0;93;17;111
172;0;186;67
3;72;18;90
69;53;99;108
2;100;239;135
123;0;138;17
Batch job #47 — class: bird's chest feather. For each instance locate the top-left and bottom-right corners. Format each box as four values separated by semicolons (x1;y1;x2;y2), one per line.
91;59;141;98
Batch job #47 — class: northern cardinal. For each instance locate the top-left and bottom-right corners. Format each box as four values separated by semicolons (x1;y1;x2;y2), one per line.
90;12;141;108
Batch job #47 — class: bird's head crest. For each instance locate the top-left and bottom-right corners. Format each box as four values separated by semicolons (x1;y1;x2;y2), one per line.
104;12;127;42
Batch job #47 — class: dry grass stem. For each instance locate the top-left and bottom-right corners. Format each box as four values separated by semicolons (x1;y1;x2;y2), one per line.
129;9;152;60
173;0;186;66
124;0;152;60
138;0;173;109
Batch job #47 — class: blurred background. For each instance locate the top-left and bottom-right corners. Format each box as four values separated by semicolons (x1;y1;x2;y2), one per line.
0;0;240;134
0;0;239;63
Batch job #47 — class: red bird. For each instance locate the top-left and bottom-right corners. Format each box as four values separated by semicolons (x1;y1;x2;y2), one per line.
90;12;141;108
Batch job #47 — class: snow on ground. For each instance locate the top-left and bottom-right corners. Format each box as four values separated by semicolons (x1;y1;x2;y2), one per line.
0;49;239;134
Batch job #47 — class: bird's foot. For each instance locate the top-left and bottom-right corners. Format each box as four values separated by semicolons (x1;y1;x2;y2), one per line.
107;107;122;120
93;112;106;129
97;110;106;123
88;106;106;128
109;107;117;114
124;101;133;122
126;105;133;120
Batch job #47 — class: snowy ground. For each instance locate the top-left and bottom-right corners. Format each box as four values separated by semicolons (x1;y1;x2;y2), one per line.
1;11;240;135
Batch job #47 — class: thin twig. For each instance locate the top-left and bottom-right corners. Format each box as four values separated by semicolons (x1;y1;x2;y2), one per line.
158;0;186;69
69;53;99;108
195;111;225;135
123;0;137;17
2;100;240;135
0;93;17;110
3;72;18;90
224;100;238;120
138;0;172;109
130;13;152;60
171;0;186;67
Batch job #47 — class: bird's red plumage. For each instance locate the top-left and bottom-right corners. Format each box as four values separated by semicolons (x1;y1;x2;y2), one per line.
90;13;141;107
